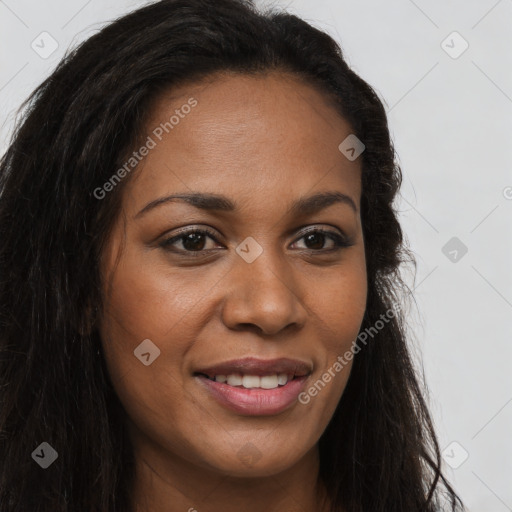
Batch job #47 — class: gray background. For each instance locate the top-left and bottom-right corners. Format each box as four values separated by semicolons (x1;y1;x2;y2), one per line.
1;0;511;510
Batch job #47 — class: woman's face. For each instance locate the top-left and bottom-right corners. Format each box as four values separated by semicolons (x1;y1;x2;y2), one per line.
99;72;367;478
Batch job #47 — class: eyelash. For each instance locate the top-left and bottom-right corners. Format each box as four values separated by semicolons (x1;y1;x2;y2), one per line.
159;226;354;257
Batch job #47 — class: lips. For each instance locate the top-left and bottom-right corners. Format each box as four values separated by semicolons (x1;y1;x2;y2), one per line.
193;357;312;416
194;357;312;379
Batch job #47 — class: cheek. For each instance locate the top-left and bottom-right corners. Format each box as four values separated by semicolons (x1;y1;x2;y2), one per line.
100;246;216;349
97;243;227;406
309;257;367;351
97;254;213;461
301;256;367;416
97;251;196;407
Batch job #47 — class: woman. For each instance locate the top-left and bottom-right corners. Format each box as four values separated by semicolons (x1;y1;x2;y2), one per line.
0;0;464;510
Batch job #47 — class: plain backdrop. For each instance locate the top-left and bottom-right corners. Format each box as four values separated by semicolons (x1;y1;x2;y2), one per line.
1;0;511;510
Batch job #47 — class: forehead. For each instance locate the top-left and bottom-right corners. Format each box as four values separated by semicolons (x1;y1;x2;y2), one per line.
124;71;362;214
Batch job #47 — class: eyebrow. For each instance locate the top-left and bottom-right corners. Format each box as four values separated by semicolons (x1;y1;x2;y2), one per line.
135;190;357;219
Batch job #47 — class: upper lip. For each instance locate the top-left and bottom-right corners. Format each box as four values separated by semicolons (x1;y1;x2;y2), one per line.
194;357;312;379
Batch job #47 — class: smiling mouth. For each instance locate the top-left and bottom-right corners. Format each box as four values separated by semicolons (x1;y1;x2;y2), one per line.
193;372;301;390
192;357;312;415
193;373;311;416
193;356;312;385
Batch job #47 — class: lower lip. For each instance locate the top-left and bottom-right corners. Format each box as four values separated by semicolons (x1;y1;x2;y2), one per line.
195;375;309;416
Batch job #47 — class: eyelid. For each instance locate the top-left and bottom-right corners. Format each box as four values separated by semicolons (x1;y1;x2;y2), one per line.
291;226;354;250
159;226;222;251
159;223;353;255
294;224;349;240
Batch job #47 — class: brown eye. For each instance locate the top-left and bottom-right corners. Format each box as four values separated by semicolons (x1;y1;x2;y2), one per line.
180;232;208;251
303;232;328;250
160;228;222;254
292;228;353;252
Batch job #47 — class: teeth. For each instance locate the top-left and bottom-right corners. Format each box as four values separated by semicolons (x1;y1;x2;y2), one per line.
260;375;278;389
277;373;288;385
242;375;261;388
226;374;243;386
212;373;292;388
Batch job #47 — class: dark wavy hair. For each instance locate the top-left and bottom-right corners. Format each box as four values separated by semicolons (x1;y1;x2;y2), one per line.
0;0;464;510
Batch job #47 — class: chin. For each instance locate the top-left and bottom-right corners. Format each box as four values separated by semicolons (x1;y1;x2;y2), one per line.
196;441;310;479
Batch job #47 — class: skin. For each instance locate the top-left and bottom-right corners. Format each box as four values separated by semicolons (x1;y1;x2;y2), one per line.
98;71;367;512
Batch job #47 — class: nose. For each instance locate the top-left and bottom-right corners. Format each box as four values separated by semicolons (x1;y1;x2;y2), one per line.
220;248;308;337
